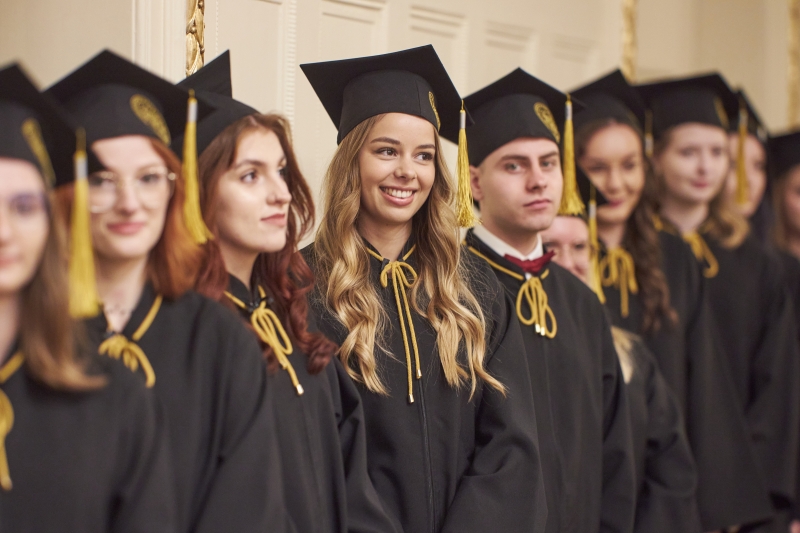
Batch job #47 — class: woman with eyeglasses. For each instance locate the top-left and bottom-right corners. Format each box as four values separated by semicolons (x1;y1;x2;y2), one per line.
0;63;176;532
47;50;289;533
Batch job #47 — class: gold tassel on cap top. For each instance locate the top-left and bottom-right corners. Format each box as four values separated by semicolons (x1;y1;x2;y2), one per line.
735;99;750;205
456;101;478;228
588;187;606;303
182;90;213;244
69;128;99;318
558;95;584;215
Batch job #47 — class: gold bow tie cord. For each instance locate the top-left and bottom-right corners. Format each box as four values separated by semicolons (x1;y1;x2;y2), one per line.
0;352;25;491
467;247;557;339
225;287;303;395
99;295;162;388
599;248;639;318
683;231;719;279
367;245;421;404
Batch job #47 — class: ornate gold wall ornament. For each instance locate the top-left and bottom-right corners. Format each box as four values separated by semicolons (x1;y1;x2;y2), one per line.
428;91;441;131
714;97;730;129
790;0;800;127
534;102;560;143
621;0;638;82
186;0;205;77
130;95;171;145
21;118;55;187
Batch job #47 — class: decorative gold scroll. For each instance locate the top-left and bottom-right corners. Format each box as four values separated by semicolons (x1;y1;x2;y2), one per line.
186;0;205;76
790;0;800;128
621;0;638;82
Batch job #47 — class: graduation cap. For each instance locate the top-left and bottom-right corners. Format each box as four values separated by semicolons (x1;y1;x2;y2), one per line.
0;63;75;187
301;45;477;226
47;49;214;245
459;68;585;215
571;69;646;137
0;63;97;318
767;130;800;181
176;50;258;156
636;73;738;148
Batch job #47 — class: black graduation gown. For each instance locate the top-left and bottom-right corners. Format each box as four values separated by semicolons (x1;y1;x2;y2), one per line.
615;328;701;533
600;231;773;530
225;275;399;533
85;284;288;533
701;232;800;511
0;349;176;533
465;231;636;533
303;240;548;533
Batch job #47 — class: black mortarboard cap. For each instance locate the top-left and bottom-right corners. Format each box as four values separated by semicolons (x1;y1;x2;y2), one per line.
46;50;211;156
768;130;800;180
177;50;258;156
300;45;465;144
571;69;645;135
636;73;738;141
459;68;581;166
0;63;75;187
729;89;768;144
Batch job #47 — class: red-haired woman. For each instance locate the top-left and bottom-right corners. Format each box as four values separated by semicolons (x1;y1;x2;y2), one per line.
186;51;398;533
0;63;175;532
47;50;288;533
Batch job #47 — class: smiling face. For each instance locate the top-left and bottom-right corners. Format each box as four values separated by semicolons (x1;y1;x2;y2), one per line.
725;133;767;218
579;123;645;227
471;137;563;242
213;128;292;257
654;123;730;207
0;158;50;297
541;215;591;285
89;135;173;264
356;113;437;236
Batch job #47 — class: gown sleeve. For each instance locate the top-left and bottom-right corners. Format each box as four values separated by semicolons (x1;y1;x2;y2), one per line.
439;263;548;533
630;340;702;533
599;321;637;533
327;357;404;533
110;368;178;533
747;253;800;508
191;316;292;533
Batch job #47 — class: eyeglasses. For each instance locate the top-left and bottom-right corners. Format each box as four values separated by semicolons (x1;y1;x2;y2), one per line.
88;169;176;214
0;192;49;230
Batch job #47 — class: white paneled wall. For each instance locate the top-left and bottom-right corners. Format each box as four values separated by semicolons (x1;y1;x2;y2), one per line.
0;0;793;215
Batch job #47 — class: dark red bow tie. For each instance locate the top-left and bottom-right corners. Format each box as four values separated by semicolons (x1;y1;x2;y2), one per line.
504;251;555;275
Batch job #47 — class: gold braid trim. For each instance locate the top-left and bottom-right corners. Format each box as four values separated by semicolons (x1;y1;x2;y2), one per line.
467;246;557;338
99;295;162;387
683;232;719;279
367;246;420;403
0;352;25;491
225;287;303;395
599;247;639;318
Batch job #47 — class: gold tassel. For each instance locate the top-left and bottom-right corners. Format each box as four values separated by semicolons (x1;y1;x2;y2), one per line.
0;352;25;491
558;95;584;215
588;187;606;303
182;90;213;244
644;110;654;158
69;129;99;318
456;101;478;228
735;99;749;205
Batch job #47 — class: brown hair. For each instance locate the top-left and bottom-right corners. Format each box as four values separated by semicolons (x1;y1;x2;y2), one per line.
55;139;202;300
195;113;336;374
772;171;796;250
653;129;749;249
577;118;678;334
19;187;103;391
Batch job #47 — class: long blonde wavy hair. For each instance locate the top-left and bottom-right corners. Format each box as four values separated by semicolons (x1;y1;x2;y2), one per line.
313;114;504;398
